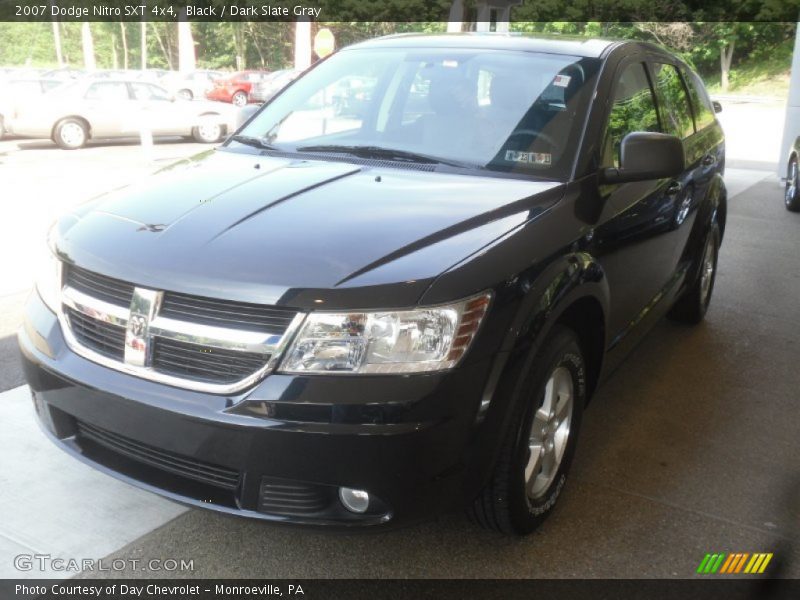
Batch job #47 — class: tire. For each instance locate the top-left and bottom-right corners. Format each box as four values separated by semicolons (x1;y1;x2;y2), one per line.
471;325;586;535
177;89;193;101
667;224;720;324
231;91;247;107
785;157;800;212
54;118;88;150
191;115;223;143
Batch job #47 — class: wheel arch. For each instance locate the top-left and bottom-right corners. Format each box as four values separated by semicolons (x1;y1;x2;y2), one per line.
463;252;610;500
51;115;92;141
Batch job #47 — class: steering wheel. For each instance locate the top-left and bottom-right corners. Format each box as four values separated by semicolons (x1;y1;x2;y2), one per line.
506;129;556;150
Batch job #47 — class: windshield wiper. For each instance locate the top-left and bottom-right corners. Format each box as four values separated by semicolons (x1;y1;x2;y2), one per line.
230;135;281;151
294;144;477;169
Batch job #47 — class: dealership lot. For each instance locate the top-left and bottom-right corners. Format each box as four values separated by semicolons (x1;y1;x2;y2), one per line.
0;100;797;578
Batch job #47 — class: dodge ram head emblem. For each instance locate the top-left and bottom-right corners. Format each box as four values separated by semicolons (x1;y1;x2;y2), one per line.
129;314;147;337
124;288;161;367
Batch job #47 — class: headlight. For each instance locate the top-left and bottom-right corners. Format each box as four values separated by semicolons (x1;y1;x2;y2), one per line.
35;246;62;314
279;293;491;374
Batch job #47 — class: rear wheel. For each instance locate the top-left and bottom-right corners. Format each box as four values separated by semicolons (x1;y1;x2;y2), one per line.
471;326;585;535
54;118;88;149
231;91;247;107
177;89;193;101
785;157;800;212
668;224;720;324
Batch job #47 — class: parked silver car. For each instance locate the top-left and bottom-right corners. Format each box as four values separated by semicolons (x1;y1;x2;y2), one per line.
163;69;224;100
9;78;238;149
0;78;65;140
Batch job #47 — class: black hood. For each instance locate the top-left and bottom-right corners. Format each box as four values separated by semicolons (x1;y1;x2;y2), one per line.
56;150;562;310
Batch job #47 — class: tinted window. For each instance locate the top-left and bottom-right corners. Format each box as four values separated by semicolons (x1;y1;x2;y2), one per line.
681;67;715;131
85;82;129;101
602;62;660;167
652;63;694;140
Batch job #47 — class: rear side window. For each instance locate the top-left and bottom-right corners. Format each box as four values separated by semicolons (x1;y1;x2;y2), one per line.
84;82;129;101
602;62;660;167
681;67;716;131
652;63;694;140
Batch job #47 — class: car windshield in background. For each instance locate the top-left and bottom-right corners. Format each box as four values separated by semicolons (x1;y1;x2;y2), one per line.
234;48;601;179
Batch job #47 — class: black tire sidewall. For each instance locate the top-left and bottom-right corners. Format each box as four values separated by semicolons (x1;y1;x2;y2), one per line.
507;328;586;532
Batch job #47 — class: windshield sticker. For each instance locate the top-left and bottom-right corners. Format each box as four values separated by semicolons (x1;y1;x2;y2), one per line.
442;60;459;68
553;74;571;88
505;151;552;165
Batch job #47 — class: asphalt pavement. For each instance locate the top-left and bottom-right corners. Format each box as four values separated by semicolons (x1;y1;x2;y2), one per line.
0;114;798;579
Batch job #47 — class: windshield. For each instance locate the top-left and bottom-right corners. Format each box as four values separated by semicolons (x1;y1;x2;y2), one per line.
234;47;601;179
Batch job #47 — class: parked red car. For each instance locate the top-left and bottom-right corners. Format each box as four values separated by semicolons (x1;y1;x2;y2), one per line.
205;71;271;106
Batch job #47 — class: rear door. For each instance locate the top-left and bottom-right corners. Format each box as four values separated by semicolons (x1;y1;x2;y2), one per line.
82;81;132;137
130;82;186;135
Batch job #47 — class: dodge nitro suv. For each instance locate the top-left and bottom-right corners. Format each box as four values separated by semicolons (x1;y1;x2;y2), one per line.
19;34;726;534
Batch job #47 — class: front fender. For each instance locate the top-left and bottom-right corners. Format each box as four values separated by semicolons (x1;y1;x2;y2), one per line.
462;252;609;500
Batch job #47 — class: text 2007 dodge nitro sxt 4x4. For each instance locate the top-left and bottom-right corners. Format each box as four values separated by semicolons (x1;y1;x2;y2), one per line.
19;34;725;534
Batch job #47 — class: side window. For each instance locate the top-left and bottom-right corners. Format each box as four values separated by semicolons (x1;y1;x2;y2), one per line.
84;82;130;102
602;62;660;168
652;63;694;140
681;67;715;131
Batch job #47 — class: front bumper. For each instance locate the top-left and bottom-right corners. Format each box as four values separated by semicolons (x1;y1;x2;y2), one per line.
18;291;495;528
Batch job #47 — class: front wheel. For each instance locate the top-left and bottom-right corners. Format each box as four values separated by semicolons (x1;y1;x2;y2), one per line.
231;91;247;107
785;157;800;212
471;325;585;535
177;89;193;101
668;224;720;324
54;118;88;149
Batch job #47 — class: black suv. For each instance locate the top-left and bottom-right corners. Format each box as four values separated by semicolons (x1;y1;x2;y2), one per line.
19;34;726;534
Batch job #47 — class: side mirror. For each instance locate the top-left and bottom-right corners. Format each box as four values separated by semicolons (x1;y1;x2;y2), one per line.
712;100;723;113
601;132;684;184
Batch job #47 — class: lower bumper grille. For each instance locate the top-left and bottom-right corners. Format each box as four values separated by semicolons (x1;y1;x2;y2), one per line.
258;478;333;516
76;420;240;490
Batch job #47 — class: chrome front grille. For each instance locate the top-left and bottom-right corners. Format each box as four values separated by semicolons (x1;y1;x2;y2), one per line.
160;292;297;333
65;307;126;360
57;264;305;393
65;264;134;307
152;337;270;384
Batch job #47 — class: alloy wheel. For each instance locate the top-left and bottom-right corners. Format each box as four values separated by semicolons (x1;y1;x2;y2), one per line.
525;366;574;500
700;234;716;305
786;160;798;207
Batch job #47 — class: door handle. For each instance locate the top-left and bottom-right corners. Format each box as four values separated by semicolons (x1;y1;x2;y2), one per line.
702;154;716;167
666;181;682;196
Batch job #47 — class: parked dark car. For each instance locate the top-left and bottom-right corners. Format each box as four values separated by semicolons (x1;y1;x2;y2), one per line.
205;70;271;106
785;136;800;212
19;34;726;534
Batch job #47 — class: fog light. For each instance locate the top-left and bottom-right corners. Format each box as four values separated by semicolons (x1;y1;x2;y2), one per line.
339;487;370;513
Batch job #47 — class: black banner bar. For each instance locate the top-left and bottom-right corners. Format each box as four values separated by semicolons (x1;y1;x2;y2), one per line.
1;0;800;22
2;579;800;600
